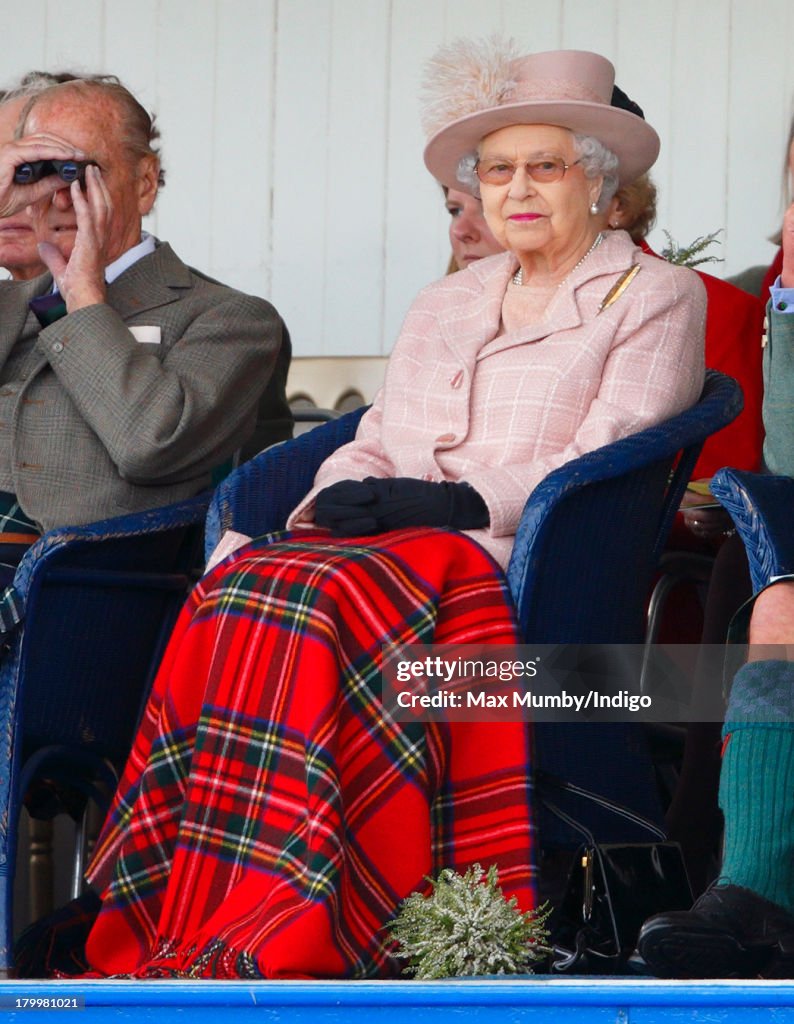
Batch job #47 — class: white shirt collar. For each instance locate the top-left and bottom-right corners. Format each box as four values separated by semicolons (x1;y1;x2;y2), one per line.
104;230;156;284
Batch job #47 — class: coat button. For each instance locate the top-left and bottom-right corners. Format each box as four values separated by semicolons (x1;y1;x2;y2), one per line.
450;370;464;388
436;433;456;443
52;342;64;353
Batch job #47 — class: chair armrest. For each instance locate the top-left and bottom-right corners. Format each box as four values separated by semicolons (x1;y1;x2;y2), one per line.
711;468;794;592
0;493;211;634
505;430;675;641
205;407;366;560
509;371;742;576
506;371;743;641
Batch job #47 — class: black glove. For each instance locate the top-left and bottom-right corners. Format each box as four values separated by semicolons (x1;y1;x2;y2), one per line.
314;479;381;536
314;477;489;536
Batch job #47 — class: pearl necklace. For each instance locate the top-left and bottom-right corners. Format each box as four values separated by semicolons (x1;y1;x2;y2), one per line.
512;232;604;287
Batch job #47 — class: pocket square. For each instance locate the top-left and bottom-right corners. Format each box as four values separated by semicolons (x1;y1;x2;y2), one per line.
129;325;161;345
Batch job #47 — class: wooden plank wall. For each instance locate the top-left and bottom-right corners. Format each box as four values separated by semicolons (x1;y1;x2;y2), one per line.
2;0;793;356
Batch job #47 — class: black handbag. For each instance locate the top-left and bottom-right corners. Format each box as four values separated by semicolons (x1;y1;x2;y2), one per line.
538;771;694;974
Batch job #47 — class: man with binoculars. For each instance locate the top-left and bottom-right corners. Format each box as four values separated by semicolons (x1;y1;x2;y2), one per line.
0;76;289;579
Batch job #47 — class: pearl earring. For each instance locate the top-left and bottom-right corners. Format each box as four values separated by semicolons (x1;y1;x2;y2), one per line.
589;201;599;215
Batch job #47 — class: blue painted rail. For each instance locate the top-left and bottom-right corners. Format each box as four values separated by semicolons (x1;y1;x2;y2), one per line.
0;979;793;1022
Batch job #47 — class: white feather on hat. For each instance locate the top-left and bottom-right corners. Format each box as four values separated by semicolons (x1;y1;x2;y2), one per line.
420;36;520;140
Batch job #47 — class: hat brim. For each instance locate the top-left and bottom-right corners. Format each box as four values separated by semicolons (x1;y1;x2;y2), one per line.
424;100;660;192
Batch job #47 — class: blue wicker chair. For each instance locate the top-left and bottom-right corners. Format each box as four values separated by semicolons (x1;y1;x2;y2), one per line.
206;370;743;849
0;494;210;970
710;468;794;594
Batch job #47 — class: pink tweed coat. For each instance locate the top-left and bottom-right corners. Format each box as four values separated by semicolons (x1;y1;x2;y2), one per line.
289;230;706;568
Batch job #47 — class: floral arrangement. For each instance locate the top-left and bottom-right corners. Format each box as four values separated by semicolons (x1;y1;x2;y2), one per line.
387;863;552;979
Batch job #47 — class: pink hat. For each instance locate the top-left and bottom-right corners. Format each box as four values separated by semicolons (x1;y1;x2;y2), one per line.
422;40;659;191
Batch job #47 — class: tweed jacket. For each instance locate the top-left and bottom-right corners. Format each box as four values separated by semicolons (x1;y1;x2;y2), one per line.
0;241;287;530
762;301;794;476
289;231;706;569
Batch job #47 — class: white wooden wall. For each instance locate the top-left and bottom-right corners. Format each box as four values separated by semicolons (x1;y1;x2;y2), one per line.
2;0;793;357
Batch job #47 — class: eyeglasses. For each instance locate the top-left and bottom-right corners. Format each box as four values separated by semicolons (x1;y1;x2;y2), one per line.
13;160;94;187
475;155;582;187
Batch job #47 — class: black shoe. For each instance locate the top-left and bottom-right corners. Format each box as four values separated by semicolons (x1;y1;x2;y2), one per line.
636;883;794;979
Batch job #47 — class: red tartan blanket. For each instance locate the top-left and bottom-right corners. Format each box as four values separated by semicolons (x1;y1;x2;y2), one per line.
81;527;535;978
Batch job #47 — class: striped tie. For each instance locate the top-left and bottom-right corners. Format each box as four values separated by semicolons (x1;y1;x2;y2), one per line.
28;291;67;327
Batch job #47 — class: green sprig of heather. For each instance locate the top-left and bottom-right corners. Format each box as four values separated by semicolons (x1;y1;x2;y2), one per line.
387;863;552;979
660;228;724;269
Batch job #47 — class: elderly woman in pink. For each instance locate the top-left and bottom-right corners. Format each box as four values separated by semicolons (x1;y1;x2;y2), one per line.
290;42;705;568
44;43;704;982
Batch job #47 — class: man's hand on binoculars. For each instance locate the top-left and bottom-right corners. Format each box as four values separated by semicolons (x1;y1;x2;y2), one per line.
37;165;111;312
0;131;85;218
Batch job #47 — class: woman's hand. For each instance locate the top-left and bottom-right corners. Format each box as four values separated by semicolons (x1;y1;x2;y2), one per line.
314;479;380;536
314;478;489;536
680;486;735;541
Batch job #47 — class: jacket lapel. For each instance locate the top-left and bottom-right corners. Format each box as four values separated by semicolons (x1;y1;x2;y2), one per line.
105;242;192;320
437;254;515;362
0;244;192;374
437;232;640;362
0;271;53;365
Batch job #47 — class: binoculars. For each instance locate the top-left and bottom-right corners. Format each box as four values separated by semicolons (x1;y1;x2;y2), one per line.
13;160;93;186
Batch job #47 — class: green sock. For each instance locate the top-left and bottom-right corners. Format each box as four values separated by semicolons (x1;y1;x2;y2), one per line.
719;661;794;916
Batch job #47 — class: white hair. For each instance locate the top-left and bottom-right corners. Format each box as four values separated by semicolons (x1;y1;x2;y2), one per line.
572;134;619;211
456;153;480;193
456;131;620;210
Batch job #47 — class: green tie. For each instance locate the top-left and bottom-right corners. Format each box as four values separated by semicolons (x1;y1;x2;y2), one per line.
28;291;67;327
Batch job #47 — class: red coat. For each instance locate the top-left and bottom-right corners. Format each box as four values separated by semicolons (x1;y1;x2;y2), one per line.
641;242;765;477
